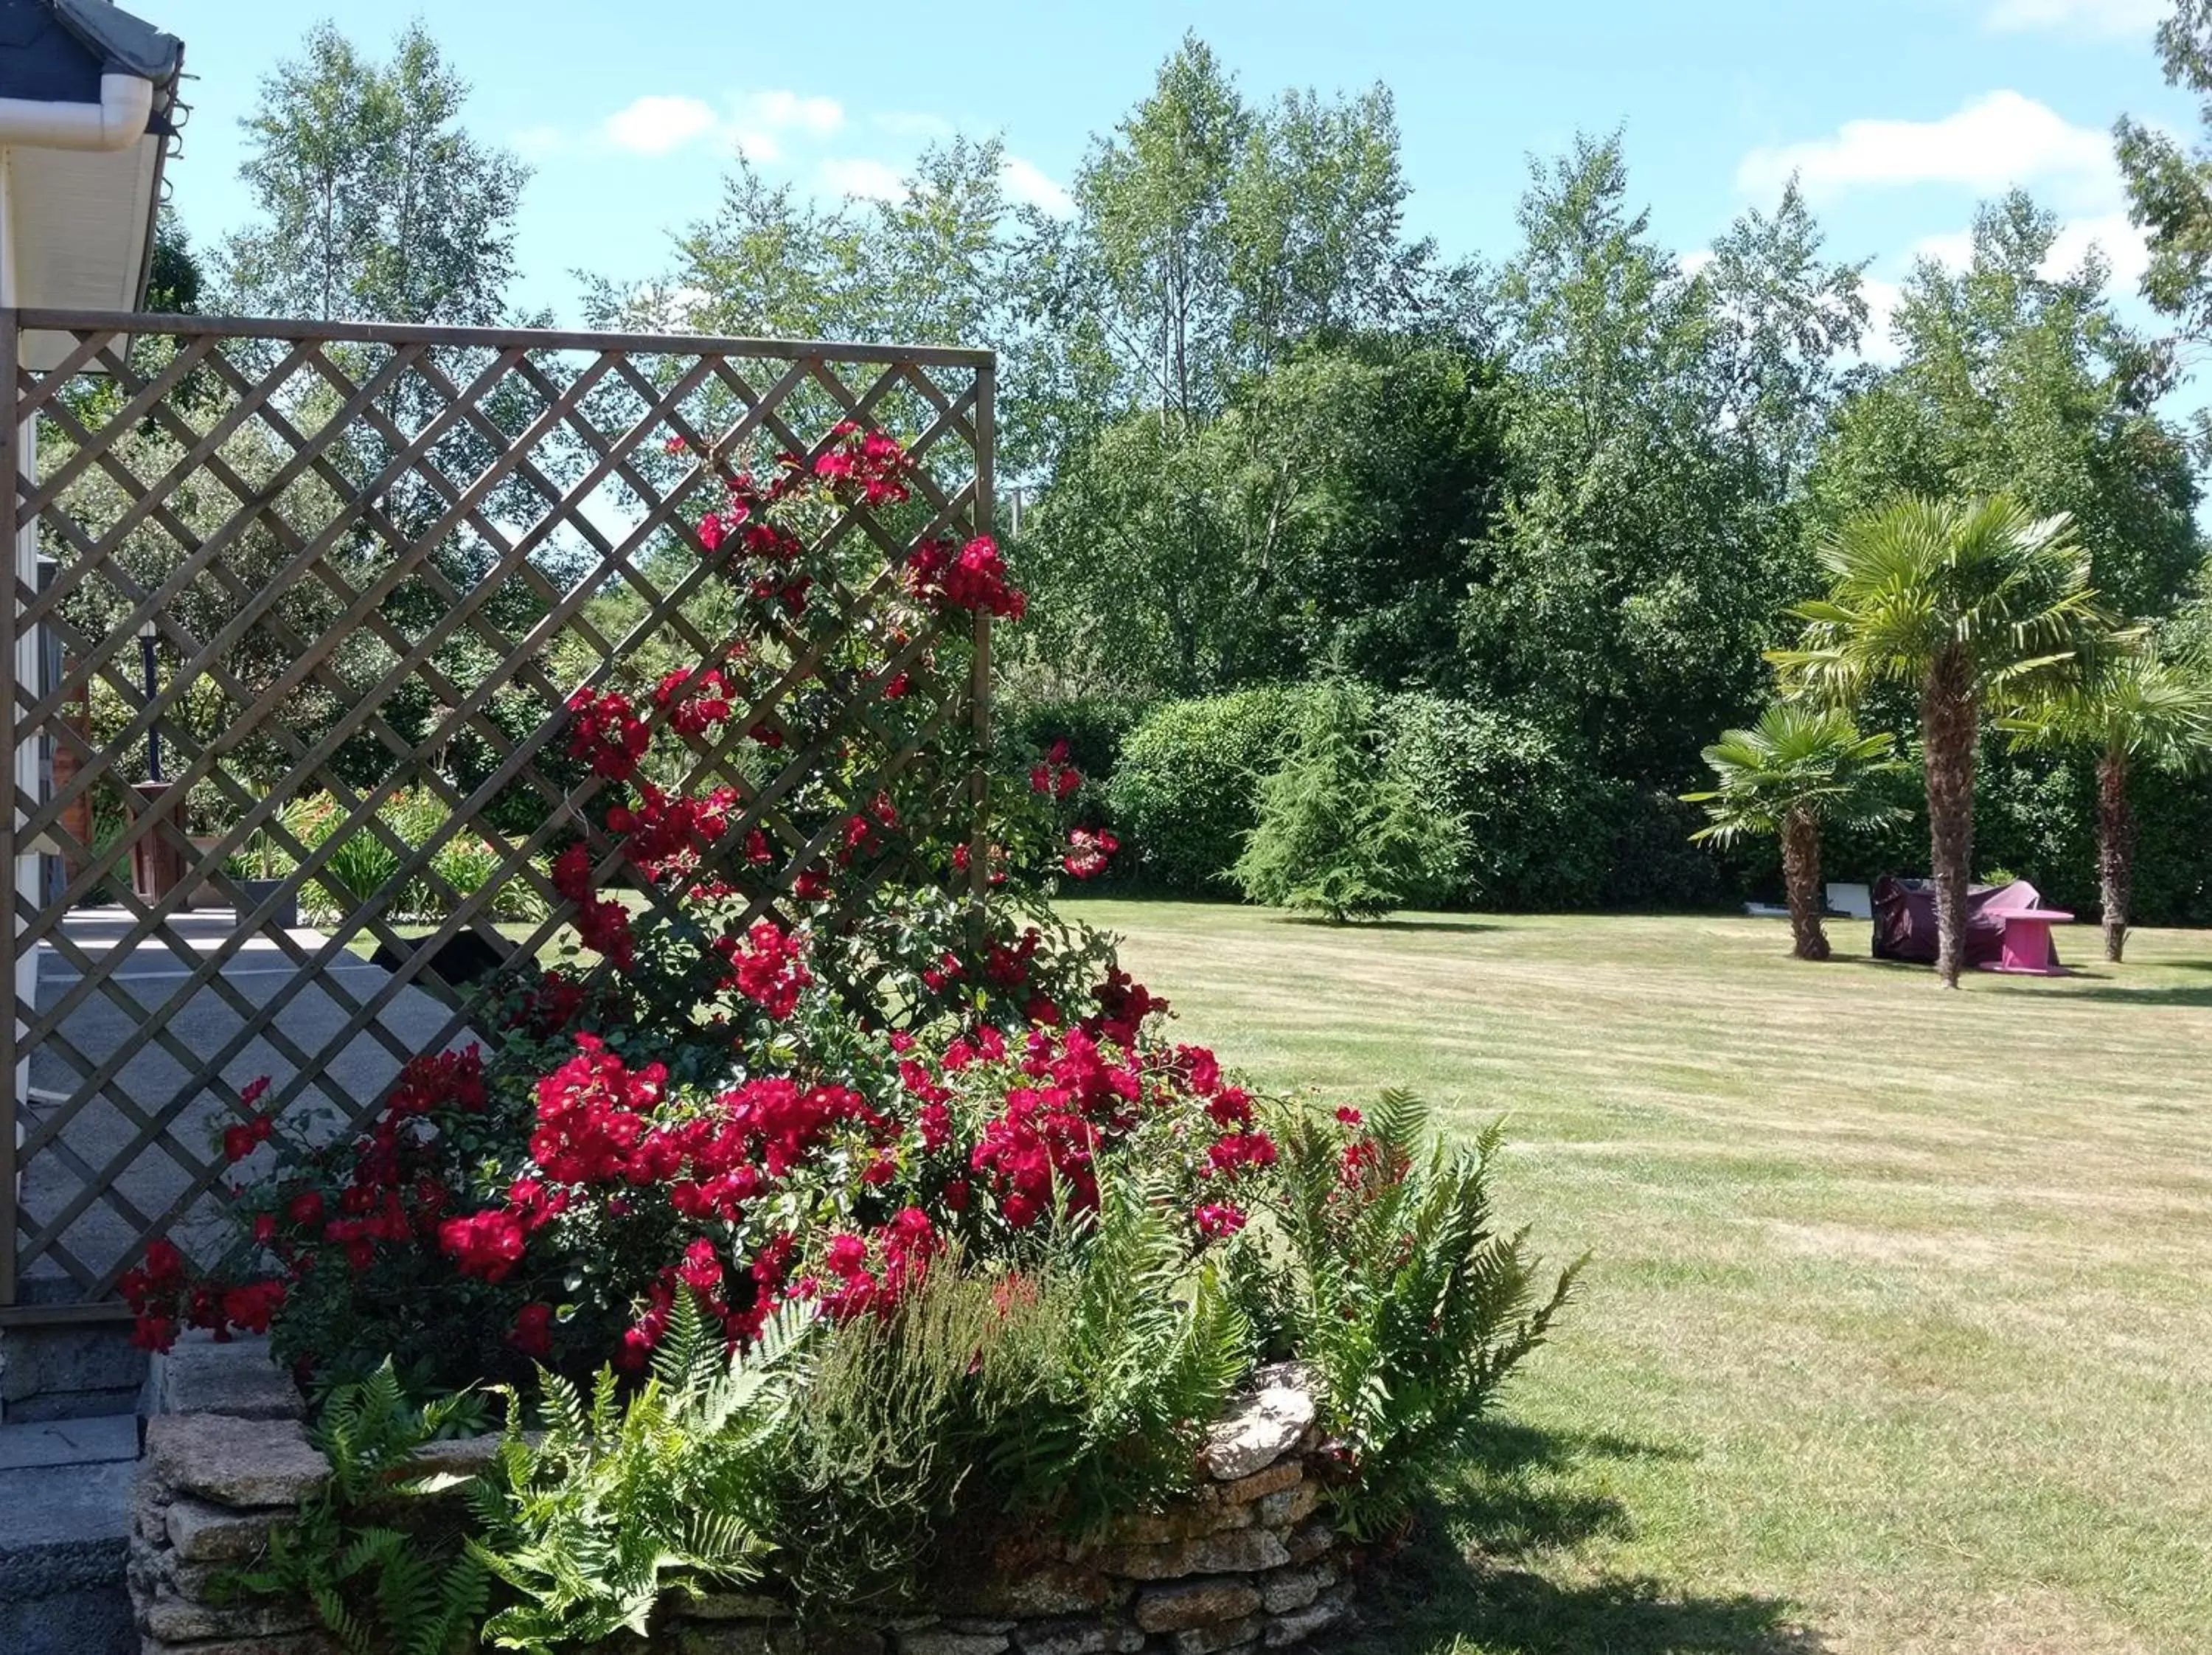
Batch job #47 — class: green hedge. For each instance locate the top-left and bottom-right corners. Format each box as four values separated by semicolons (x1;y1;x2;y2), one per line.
1091;687;2212;922
1106;686;1324;893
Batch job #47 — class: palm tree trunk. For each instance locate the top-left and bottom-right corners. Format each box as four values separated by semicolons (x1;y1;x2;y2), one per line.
1921;648;1978;989
2098;748;2132;964
1781;805;1829;961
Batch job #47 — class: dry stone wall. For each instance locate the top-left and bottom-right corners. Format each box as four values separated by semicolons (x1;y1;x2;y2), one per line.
128;1350;1360;1655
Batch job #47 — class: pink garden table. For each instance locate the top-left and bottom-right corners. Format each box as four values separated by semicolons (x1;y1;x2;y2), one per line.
1980;907;2074;976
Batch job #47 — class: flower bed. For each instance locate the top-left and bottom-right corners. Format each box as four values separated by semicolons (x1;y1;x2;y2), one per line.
131;1344;1356;1655
116;423;1576;1654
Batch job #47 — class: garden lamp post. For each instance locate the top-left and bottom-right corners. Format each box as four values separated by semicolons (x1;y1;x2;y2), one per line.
139;615;161;781
129;614;184;903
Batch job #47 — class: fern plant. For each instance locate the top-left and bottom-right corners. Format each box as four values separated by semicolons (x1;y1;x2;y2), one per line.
234;1361;493;1655
467;1291;810;1648
987;1175;1253;1534
1252;1089;1582;1538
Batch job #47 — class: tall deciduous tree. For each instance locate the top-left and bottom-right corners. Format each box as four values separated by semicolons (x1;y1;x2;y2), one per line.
1807;192;2200;619
226;21;528;325
2000;652;2212;961
2117;0;2212;341
1775;495;2115;988
1465;138;1860;787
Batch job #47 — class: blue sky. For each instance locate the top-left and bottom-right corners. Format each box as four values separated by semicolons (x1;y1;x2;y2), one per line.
154;0;2199;353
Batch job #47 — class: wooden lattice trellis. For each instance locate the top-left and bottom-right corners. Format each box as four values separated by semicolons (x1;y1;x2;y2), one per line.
0;308;995;1319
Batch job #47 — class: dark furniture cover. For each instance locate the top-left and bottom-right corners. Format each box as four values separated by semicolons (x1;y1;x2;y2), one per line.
1870;875;2060;968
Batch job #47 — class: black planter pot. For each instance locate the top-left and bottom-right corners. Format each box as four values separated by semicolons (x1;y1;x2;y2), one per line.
238;878;299;930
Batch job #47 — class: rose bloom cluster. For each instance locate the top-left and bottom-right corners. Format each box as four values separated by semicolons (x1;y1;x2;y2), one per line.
120;422;1176;1382
130;911;1302;1384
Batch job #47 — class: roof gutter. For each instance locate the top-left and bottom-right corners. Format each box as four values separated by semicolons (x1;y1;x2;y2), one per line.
0;71;153;152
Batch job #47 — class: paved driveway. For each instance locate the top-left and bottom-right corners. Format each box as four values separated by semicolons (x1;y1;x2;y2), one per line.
16;908;470;1295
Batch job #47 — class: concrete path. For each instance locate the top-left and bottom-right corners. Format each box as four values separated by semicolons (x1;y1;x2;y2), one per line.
18;907;470;1295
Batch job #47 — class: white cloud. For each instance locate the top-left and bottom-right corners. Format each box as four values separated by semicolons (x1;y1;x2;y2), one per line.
516;88;845;162
1001;155;1074;216
602;94;721;156
1737;91;2115;207
2042;210;2152;287
1983;0;2165;35
737;90;844;139
818;157;908;201
1677;248;1715;280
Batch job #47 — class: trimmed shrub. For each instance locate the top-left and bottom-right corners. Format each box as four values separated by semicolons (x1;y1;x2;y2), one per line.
1107;685;1322;892
1375;695;1618;909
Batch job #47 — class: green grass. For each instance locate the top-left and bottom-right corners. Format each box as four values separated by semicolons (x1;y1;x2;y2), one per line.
1062;899;2212;1655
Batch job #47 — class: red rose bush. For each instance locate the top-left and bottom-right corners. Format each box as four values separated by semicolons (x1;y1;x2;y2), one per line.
122;422;1573;1629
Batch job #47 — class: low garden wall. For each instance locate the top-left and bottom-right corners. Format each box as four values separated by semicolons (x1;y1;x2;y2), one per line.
126;1342;1359;1655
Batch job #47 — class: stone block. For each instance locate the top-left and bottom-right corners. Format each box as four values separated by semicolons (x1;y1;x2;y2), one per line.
896;1632;1009;1655
1214;1463;1301;1507
1252;1485;1317;1529
680;1589;792;1620
942;1563;1116;1619
1281;1519;1334;1567
145;1414;327;1508
1096;1495;1252;1547
1258;1569;1321;1615
812;1627;888;1655
1199;1367;1315;1482
1133;1581;1262;1634
144;1586;317;1642
147;1333;302;1421
139;1637;340;1655
407;1431;506;1480
1011;1617;1147;1655
1172;1614;1265;1655
1262;1597;1346;1647
167;1495;284;1564
1098;1527;1289;1581
677;1625;808;1655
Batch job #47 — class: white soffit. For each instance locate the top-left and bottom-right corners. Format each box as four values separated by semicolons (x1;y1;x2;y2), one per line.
7;131;160;367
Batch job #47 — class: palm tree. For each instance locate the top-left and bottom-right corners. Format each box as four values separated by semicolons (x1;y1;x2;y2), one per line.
1999;653;2212;962
1683;702;1902;961
1773;495;2116;988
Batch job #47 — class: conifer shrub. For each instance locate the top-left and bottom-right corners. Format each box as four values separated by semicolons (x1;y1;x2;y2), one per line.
1233;680;1464;921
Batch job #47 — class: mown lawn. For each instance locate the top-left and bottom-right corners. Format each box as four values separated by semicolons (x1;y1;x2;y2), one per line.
1061;899;2212;1655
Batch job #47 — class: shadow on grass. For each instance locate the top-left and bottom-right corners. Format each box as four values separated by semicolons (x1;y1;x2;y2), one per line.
1349;1423;1827;1655
2037;983;2212;1007
1253;915;1506;936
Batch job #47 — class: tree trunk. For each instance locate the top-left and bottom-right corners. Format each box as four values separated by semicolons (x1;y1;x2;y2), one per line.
1921;648;1978;989
1781;805;1829;961
2098;749;2132;964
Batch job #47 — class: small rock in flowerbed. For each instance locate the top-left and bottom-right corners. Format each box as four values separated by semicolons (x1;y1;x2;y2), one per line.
1283;1519;1336;1566
1011;1617;1147;1655
1253;1482;1318;1528
896;1631;1011;1655
1214;1462;1302;1505
1096;1528;1292;1580
1200;1365;1318;1482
